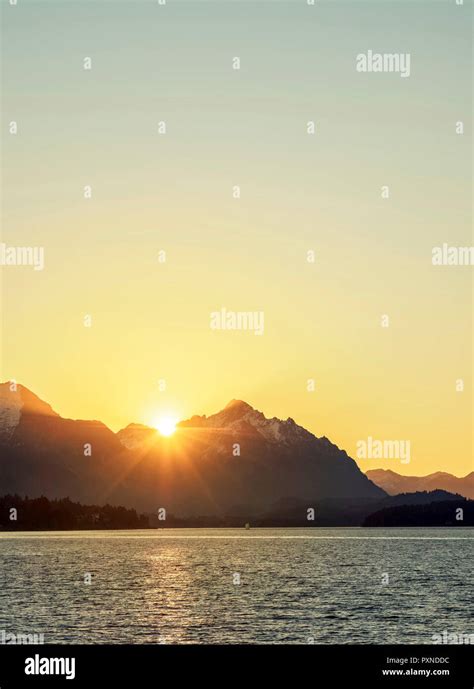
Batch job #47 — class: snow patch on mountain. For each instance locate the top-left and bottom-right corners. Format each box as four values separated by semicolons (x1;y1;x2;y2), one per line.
188;399;315;445
0;382;60;442
116;423;158;449
0;384;22;441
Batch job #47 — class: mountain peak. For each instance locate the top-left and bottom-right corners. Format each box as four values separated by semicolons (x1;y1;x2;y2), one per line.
0;382;59;417
224;399;254;412
0;381;59;442
189;399;315;446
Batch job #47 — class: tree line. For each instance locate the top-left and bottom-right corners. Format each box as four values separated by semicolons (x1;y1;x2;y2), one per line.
0;495;150;530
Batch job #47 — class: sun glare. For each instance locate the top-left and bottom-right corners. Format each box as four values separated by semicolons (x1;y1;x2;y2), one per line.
154;416;177;437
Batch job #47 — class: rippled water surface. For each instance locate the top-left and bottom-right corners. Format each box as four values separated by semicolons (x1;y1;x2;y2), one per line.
0;528;472;644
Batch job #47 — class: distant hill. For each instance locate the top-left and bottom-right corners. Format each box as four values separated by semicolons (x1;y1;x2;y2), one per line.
367;469;474;499
363;499;473;527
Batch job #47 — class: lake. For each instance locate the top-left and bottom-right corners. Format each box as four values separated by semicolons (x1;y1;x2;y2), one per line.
0;528;472;644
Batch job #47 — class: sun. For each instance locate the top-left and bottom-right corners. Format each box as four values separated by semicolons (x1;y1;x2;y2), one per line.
154;416;177;437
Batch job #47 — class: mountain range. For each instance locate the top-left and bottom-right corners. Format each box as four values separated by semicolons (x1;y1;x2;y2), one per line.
0;383;470;525
0;383;383;516
366;469;474;500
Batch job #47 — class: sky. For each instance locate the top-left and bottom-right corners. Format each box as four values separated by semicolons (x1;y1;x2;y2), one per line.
1;0;472;477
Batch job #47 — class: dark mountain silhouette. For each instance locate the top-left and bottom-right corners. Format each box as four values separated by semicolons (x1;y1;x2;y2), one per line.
116;397;387;514
366;469;474;500
0;383;384;516
0;383;133;506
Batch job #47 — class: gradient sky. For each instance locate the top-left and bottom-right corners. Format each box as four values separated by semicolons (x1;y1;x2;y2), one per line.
1;0;472;477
